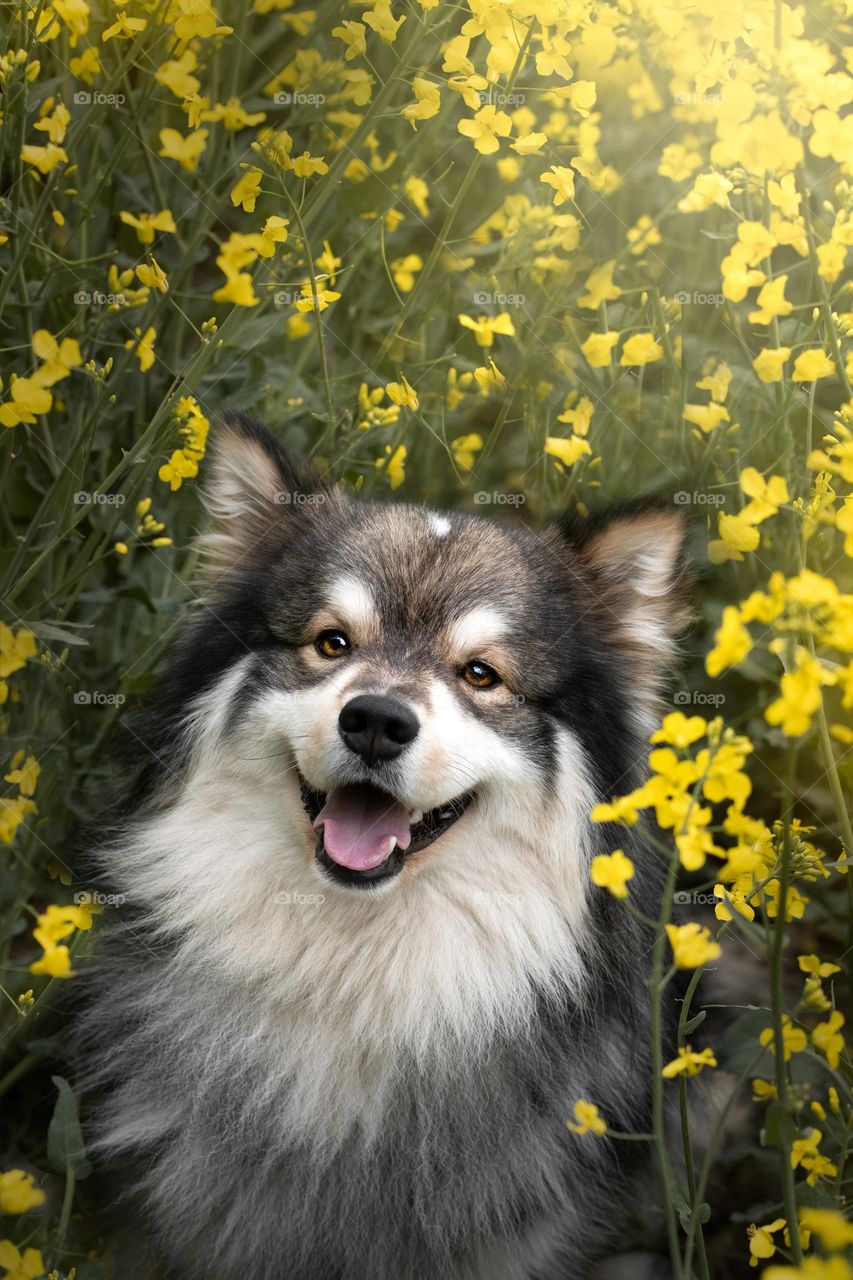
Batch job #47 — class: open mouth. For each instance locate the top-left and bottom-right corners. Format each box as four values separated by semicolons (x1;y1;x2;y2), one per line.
299;777;474;888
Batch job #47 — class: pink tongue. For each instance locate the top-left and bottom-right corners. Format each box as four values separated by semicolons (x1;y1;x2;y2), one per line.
314;785;413;871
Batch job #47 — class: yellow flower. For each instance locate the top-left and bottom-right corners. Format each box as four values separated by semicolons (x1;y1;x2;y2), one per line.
590;849;635;899
650;712;706;748
627;215;661;255
566;1100;606;1135
683;402;729;433
620;333;663;366
752;347;791;383
159;449;199;491
677;171;732;213
0;377;53;427
797;955;841;979
458;105;512;155
158;127;208;173
544;436;592;468
0;1170;45;1215
748;276;792;325
69;46;101;84
450;433;482;470
385;376;418;410
390;254;422;293
662;1046;718;1078
581;331;619;368
708;514;761;564
811;1010;845;1069
799;1208;853;1251
230;169;263;212
511;132;547;156
791;348;836;382
102;13;146;39
212;273;259;307
31;329;81;387
289;152;329;177
759;1015;807;1061
136;257;169;294
0;1241;45;1279
747;1219;786;1268
790;1128;837;1186
4;753;40;798
173;0;232;41
740;468;789;522
0;624;37;678
458;312;515;348
295;283;340;312
20;143;68;174
666;923;721;969
332;20;366;59
402;77;440;129
124;326;156;372
539;165;575;206
119;209;177;244
578;261;620;309
375;444;407;489
362;2;405;44
765;652;832;737
714;882;755;923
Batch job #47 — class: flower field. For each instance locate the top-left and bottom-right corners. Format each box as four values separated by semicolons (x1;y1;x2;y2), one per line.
0;0;851;1276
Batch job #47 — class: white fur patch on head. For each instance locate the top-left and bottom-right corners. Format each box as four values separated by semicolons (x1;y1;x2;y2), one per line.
444;607;509;659
324;576;380;638
431;515;452;538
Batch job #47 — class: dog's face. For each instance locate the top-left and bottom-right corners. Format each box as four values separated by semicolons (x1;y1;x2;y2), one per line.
162;417;685;901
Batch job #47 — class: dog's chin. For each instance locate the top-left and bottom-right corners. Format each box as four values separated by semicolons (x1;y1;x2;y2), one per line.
298;775;474;891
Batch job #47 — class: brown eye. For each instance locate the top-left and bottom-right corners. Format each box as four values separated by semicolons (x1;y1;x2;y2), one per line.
316;629;351;658
461;660;500;690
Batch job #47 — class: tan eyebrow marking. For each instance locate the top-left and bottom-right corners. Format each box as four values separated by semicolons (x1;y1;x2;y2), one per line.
303;576;382;646
440;607;520;684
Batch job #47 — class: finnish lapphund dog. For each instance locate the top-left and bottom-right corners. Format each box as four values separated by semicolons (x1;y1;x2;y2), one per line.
83;414;687;1279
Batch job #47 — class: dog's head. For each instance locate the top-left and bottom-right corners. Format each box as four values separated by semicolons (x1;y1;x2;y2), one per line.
149;415;686;901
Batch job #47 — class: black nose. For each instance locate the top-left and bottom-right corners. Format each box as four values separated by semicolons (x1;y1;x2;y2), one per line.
338;694;420;765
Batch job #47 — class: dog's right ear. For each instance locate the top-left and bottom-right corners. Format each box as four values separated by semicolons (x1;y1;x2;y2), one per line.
198;413;333;578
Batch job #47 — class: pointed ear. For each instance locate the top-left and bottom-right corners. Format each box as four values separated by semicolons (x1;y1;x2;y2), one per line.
564;506;689;699
198;413;333;578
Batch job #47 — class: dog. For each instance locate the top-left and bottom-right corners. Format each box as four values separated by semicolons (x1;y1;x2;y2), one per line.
81;414;687;1279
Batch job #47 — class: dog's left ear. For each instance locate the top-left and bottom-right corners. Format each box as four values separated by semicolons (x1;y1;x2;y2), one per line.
198;413;335;577
561;506;689;689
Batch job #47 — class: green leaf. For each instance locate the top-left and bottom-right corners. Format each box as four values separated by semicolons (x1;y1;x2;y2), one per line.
762;1102;799;1152
47;1075;91;1179
682;1010;706;1034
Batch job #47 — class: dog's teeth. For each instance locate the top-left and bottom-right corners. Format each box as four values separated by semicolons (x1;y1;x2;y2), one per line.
409;809;423;824
387;836;397;853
